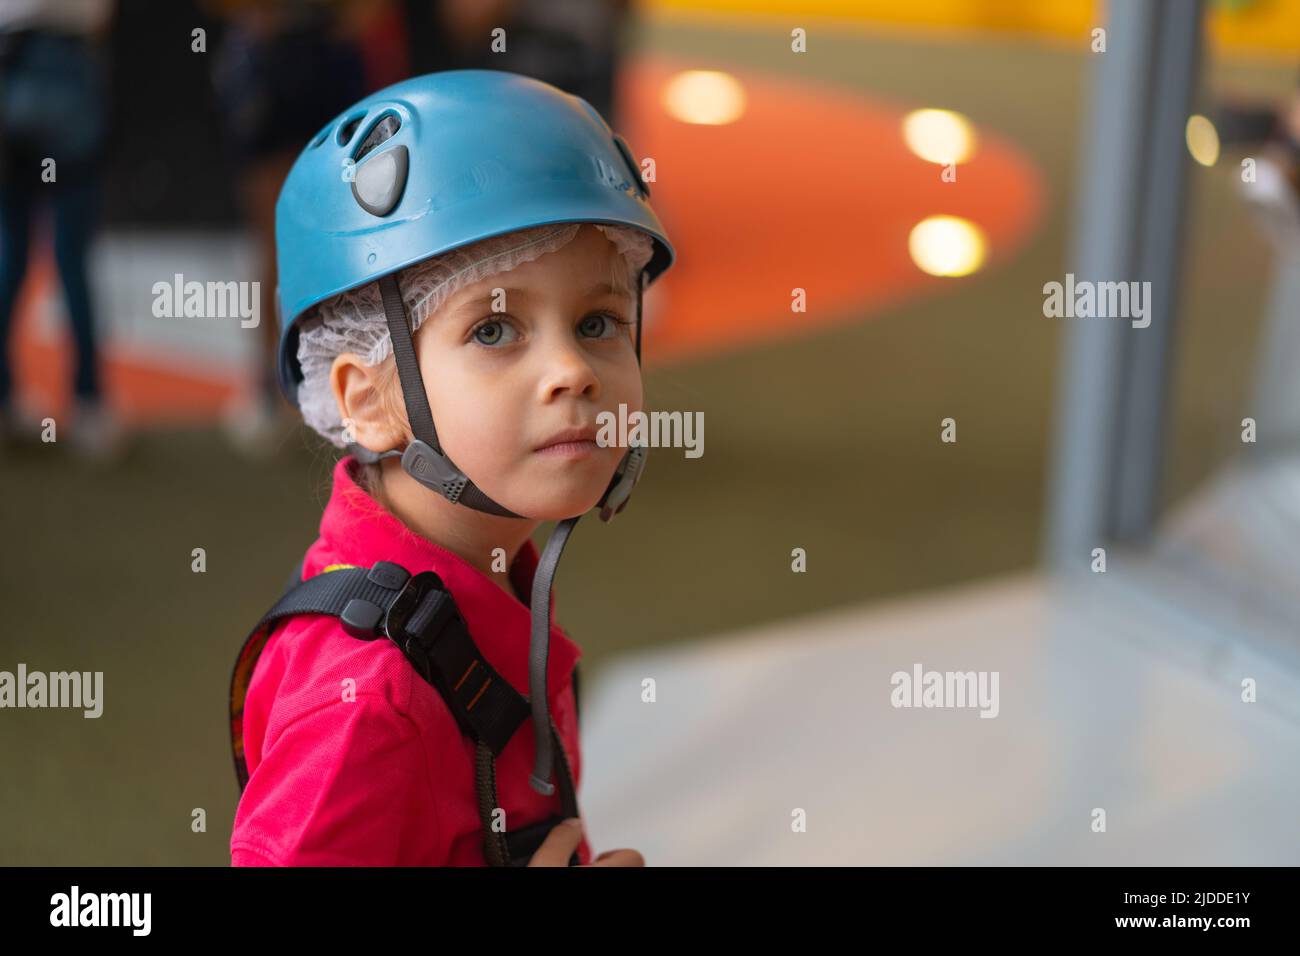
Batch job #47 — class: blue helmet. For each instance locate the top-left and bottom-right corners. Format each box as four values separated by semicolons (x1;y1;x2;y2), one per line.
273;69;675;800
275;68;674;406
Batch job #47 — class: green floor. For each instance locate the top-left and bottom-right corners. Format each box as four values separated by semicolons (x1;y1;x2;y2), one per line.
0;17;1292;863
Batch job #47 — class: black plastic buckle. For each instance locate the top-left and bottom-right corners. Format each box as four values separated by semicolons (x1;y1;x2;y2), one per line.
340;599;383;638
382;571;457;678
401;440;469;505
368;560;410;591
598;444;647;522
340;561;412;640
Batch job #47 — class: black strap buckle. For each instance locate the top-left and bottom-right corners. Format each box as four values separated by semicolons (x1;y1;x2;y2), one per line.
383;570;456;679
340;561;412;640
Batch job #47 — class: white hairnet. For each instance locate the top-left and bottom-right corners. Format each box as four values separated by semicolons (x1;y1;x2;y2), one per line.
296;222;654;448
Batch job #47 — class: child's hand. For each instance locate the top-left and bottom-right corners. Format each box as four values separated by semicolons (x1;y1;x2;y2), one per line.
527;818;645;867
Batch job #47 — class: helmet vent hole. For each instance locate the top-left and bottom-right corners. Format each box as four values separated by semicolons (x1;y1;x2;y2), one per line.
354;112;402;162
337;111;367;147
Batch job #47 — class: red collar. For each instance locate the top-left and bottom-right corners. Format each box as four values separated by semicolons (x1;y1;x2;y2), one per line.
306;455;582;702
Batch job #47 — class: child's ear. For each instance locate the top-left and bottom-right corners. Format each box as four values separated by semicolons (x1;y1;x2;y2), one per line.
330;353;407;450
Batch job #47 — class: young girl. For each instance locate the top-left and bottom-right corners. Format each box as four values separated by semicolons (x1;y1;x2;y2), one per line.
228;70;674;866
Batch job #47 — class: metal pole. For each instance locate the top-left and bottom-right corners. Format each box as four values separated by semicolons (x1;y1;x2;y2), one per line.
1112;0;1204;541
1045;0;1160;567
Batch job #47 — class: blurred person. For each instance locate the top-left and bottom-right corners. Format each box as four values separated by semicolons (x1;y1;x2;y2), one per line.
1215;73;1300;455
208;0;372;457
433;0;633;127
0;0;123;461
229;71;672;865
1216;73;1300;244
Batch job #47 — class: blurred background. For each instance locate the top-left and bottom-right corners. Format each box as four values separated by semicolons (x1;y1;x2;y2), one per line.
3;0;1300;865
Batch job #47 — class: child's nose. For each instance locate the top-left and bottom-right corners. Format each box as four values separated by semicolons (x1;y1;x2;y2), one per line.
535;339;600;401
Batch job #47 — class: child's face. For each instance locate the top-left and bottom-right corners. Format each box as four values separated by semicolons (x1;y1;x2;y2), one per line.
403;224;644;520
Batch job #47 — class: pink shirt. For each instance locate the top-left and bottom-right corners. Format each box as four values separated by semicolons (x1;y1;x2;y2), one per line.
230;455;590;866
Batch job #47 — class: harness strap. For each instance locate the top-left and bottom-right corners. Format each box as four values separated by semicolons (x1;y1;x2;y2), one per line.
230;560;582;865
229;562;421;788
481;713;582;866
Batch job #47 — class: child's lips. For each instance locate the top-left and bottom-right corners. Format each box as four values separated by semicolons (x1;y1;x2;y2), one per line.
533;439;599;458
534;426;600;455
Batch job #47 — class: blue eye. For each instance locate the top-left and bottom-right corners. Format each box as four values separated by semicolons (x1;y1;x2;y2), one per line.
471;318;518;347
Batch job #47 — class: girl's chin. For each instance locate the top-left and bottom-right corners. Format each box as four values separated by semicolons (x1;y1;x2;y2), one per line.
475;456;621;519
503;487;607;521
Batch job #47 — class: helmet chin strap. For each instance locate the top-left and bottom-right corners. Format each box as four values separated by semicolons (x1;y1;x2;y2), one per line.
350;268;649;799
352;273;524;516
